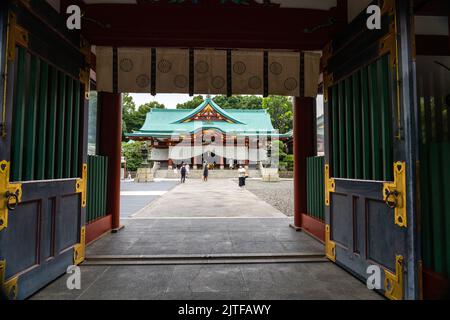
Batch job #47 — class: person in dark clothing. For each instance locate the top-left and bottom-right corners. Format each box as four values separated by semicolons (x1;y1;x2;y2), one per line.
180;164;187;183
203;163;209;182
238;165;247;188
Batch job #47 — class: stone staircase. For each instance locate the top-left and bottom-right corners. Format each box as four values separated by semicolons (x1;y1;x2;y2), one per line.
154;169;262;179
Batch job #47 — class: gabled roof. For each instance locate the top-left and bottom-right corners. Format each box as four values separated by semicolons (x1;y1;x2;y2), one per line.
174;98;244;124
126;98;291;138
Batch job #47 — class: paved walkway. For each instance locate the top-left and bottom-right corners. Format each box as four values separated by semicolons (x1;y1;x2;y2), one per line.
132;179;286;219
85;218;324;256
31;179;383;300
120;181;179;217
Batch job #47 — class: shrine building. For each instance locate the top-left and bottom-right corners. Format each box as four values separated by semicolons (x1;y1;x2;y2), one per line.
127;98;292;169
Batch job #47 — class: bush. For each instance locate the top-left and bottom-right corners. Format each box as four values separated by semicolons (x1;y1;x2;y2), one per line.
122;141;145;172
284;154;294;171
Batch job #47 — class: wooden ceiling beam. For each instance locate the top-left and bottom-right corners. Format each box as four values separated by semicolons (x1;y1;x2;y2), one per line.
80;3;346;50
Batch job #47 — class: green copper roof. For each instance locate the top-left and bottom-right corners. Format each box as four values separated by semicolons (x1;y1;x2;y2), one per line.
127;98;291;138
174;98;244;124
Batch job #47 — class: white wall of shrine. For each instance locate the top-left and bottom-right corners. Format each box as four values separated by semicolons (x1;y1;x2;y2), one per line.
151;145;269;164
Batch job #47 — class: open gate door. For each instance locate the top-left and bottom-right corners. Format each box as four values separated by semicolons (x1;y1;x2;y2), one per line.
323;0;418;300
0;2;89;299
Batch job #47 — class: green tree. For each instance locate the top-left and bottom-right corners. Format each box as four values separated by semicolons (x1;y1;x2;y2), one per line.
262;96;293;134
122;94;165;141
176;95;205;109
213;95;263;109
122;141;145;172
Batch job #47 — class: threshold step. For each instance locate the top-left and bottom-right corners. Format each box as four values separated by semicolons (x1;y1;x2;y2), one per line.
83;252;328;266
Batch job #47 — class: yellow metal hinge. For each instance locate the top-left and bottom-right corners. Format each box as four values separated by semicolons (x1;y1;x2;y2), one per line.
7;12;29;61
0;260;19;300
0;161;22;232
325;224;336;262
383;162;407;228
76;163;87;208
324;164;335;207
74;226;86;266
384;255;404;300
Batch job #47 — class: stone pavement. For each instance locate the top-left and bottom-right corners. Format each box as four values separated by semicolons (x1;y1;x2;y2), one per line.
120;180;179;217
132;179;286;218
30;179;383;300
85;218;324;256
31;262;383;300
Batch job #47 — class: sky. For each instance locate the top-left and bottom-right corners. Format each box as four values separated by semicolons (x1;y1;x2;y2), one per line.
130;93;193;109
130;93;324;116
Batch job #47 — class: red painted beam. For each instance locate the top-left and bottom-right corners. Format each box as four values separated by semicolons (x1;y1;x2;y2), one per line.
86;214;112;245
300;213;325;242
423;268;450;299
293;97;316;228
98;92;122;231
80;4;346;50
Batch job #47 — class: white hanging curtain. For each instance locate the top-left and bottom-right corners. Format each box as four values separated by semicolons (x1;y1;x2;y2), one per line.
303;52;321;97
95;47;321;98
169;146;193;160
96;46;113;92
203;144;225;157
151;148;169;161
249;149;259;162
259;149;268;161
118;48;151;93
268;51;300;96
194;50;227;95
156;48;190;94
224;146;236;160
236;146;248;161
192;145;204;158
231;51;264;95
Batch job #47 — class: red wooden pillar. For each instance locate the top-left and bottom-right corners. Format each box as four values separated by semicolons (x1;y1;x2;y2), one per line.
293;97;316;228
99;92;122;231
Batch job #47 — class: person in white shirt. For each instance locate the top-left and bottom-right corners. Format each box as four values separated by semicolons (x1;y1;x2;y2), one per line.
238;165;247;188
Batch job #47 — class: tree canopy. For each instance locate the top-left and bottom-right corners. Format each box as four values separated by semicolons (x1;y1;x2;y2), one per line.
122;93;165;140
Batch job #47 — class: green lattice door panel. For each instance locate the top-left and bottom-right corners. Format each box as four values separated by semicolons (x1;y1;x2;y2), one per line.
0;3;89;299
322;0;412;300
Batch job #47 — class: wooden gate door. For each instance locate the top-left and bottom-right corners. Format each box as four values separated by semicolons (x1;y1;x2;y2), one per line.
0;2;89;299
322;0;418;300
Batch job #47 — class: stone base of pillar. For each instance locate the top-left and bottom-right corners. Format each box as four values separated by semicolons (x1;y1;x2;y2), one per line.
220;165;225;170
193;165;198;170
261;167;280;182
136;167;154;183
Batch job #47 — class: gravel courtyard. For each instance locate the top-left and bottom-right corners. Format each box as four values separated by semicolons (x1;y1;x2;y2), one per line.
245;179;294;217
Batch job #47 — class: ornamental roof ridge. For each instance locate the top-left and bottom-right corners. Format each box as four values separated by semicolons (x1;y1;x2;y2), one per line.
172;98;245;124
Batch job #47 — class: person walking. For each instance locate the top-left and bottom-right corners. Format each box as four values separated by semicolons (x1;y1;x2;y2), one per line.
238;165;247;188
203;162;209;182
180;164;187;183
